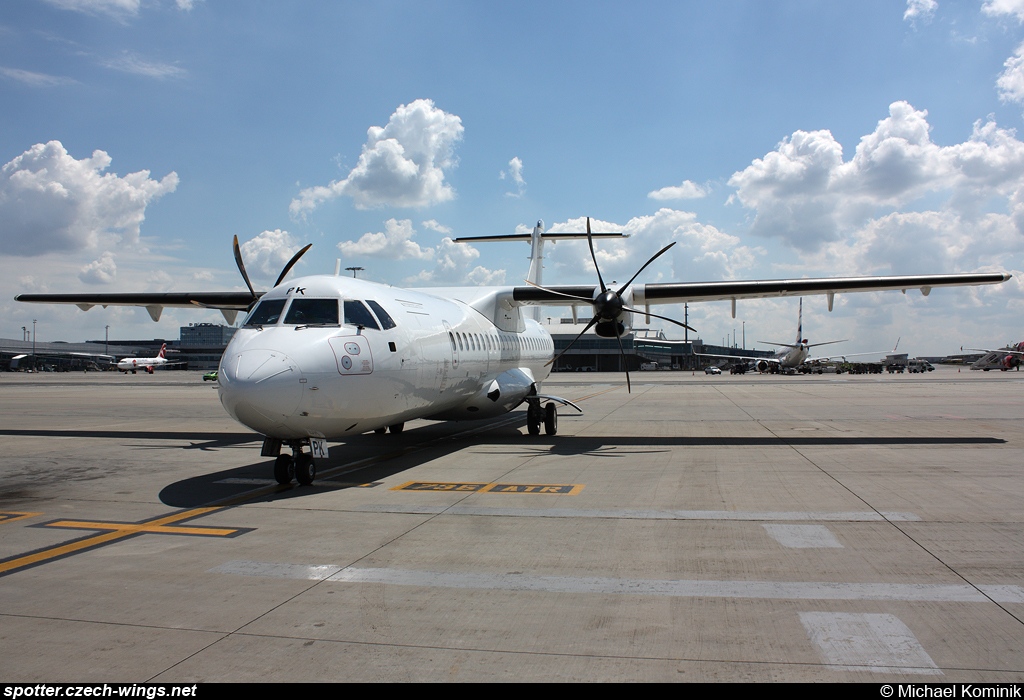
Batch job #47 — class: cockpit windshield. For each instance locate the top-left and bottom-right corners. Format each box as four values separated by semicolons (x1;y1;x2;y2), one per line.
284;299;340;326
243;297;394;329
243;299;286;327
343;300;379;330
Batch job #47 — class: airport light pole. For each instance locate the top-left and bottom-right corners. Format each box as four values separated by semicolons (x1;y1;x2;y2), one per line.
105;325;109;356
32;319;36;371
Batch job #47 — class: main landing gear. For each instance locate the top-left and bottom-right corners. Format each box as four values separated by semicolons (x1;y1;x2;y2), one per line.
525;399;558;436
265;439;317;486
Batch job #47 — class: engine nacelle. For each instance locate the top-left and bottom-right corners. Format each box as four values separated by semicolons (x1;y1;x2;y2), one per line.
425;368;536;421
595;320;626;338
756;359;771;373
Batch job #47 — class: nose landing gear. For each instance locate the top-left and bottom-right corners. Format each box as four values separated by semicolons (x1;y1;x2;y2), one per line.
267;438;318;486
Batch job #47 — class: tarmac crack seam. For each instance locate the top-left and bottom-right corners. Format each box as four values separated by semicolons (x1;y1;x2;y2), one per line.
767;429;1024;630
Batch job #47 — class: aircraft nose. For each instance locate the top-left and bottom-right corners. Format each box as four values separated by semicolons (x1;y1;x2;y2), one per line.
218;349;304;434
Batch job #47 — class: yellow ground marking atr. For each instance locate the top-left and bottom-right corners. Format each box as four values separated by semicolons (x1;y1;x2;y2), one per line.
0;507;251;578
393;481;584;495
0;511;42;525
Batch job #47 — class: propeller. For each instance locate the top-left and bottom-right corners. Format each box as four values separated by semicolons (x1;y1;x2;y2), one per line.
233;235;313;308
535;217;696;392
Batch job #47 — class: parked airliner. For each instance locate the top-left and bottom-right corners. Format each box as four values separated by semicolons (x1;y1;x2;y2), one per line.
16;219;1010;485
116;343;180;374
968;341;1024;371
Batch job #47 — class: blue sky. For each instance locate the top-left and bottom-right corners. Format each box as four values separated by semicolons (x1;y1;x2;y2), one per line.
4;0;1024;355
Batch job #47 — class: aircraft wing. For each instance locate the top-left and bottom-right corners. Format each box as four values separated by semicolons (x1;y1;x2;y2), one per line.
966;347;1024;355
14;292;256;323
511;272;1010;306
695;351;774;364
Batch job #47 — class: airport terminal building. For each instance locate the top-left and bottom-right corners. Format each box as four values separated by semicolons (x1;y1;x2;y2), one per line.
3;319;761;373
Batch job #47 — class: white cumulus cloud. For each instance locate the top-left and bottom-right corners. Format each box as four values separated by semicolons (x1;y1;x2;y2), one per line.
291;99;464;214
983;0;1024;22
408;237;505;286
337;218;434;260
500;156;526;198
338;219;504;285
904;0;937;23
78;252;117;284
0;140;178;256
728;101;1024;251
240;229;305;280
648;180;709;201
421;219;452;234
998;43;1024;105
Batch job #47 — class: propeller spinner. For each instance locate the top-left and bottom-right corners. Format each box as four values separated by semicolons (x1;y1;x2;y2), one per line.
534;217;695;392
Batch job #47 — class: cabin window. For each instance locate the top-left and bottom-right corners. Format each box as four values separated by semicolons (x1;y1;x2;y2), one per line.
343;300;380;330
284;299;339;325
244;299;286;326
366;300;397;330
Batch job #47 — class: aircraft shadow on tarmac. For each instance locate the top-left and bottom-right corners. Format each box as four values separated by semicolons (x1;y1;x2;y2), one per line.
0;429;259;451
481;434;1008;458
154;423;1007;509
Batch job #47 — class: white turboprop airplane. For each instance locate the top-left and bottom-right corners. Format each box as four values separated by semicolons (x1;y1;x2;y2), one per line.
16;218;1011;486
116;342;181;374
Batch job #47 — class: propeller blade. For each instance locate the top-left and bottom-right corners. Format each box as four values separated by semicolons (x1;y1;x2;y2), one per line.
274;243;313;287
232;235;257;301
616;242;676;296
621;306;696;333
546;315;600;367
586;217;607;293
614;330;631;393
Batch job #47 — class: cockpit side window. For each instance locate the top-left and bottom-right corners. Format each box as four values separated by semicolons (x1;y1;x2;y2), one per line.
284;298;340;325
366;300;397;330
343;300;380;330
243;299;286;326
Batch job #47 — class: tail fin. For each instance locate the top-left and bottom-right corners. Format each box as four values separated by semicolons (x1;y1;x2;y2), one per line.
796;298;803;345
158;343;166;359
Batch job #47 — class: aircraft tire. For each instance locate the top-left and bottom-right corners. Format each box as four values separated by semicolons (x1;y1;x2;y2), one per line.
295;454;315;485
273;455;293;485
527;403;542;436
544;402;557;436
389;423;404;434
374;427;387;435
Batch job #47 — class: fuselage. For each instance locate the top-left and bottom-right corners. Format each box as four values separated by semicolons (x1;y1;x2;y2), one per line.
217;275;554;440
777;344;810;368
